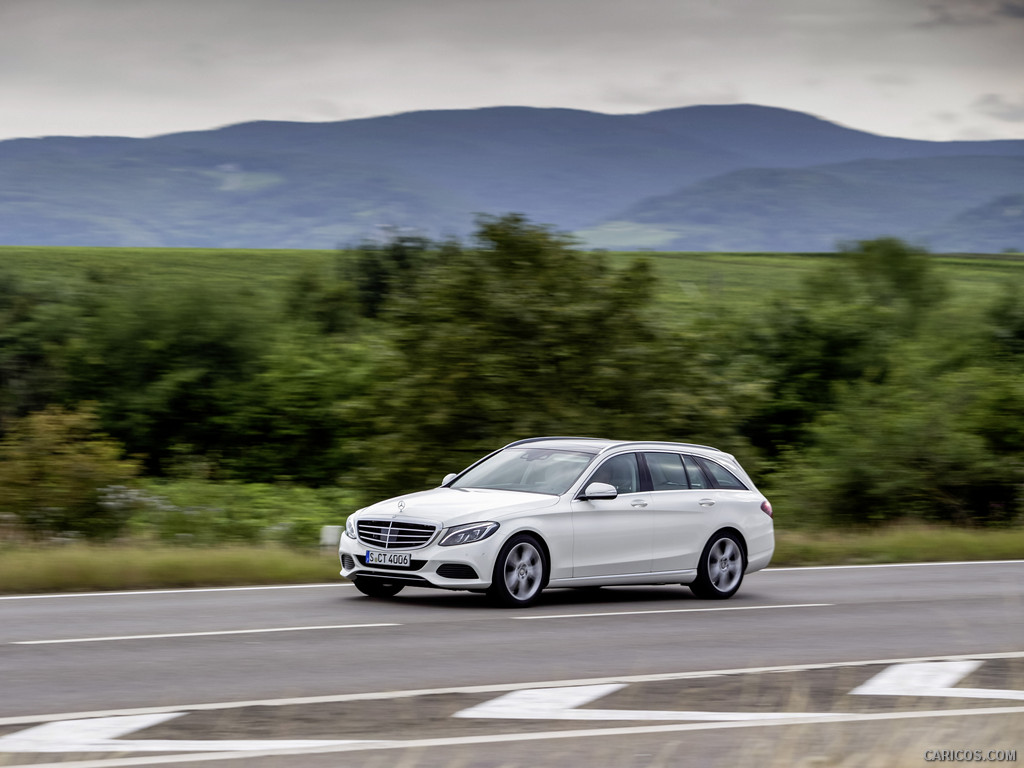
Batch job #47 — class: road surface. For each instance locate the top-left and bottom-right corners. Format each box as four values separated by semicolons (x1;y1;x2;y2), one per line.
1;561;1021;766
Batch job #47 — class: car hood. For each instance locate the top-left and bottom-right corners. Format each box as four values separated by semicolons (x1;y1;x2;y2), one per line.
355;486;559;528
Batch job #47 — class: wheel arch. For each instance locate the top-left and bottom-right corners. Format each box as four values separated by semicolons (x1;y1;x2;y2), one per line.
498;527;552;589
708;526;748;566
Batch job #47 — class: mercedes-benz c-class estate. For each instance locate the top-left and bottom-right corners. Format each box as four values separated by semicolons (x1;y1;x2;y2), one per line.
339;437;774;607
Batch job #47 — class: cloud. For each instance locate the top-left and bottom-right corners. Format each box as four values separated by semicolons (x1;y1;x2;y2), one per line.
923;0;1024;25
975;93;1024;122
1000;1;1024;17
868;72;914;87
0;0;1022;141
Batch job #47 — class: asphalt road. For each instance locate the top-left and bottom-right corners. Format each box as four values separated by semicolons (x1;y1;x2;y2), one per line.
1;561;1022;767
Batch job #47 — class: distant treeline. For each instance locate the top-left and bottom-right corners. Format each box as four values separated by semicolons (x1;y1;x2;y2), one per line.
1;214;1023;541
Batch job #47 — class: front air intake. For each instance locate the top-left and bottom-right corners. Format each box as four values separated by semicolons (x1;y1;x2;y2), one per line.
437;564;479;579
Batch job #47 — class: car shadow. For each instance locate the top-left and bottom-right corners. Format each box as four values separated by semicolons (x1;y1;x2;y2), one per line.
354;583;717;610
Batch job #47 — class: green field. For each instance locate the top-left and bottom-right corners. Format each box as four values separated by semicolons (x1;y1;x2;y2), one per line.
4;245;1023;301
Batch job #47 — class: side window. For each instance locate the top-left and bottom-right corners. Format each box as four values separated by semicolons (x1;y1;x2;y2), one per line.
695;457;748;490
644;452;689;491
589;453;640;494
682;455;709;489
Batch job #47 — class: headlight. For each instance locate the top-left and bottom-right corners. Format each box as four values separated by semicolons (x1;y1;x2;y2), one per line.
344;517;357;539
439;521;499;547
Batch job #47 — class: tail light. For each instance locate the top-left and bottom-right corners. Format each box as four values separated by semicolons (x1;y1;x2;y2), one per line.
761;500;773;518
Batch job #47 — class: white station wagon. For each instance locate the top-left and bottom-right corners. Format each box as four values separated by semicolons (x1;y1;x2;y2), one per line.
339;437;774;607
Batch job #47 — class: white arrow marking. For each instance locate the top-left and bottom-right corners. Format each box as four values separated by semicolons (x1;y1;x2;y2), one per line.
457;661;1024;723
454;684;849;722
0;712;389;753
851;661;1024;701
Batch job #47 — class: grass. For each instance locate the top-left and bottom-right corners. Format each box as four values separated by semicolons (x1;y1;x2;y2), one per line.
0;245;336;292
0;524;1020;595
0;545;342;595
772;524;1024;567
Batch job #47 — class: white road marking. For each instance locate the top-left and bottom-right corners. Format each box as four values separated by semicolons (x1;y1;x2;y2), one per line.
0;712;390;753
765;559;1024;572
513;602;831;620
7;705;1024;768
23;669;1017;759
454;683;853;722
4;650;1024;728
0;583;349;601
13;623;398;645
852;661;1024;701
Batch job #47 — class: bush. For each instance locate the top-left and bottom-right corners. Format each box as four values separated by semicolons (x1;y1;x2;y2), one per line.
130;479;357;547
0;406;140;539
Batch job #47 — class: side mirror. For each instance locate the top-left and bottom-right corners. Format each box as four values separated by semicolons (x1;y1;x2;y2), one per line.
580;482;618;500
441;473;458;486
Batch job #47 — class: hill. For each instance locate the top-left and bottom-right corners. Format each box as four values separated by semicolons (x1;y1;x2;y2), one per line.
1;105;1022;250
582;155;1024;252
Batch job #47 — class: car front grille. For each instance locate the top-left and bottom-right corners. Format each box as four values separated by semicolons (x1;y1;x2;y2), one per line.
357;519;437;549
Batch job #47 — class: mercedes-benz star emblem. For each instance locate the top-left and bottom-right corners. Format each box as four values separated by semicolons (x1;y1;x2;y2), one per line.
397;500;406;512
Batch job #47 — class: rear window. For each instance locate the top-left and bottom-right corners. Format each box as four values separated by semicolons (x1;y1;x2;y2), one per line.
644;452;689;491
695;457;748;490
682;455;709;489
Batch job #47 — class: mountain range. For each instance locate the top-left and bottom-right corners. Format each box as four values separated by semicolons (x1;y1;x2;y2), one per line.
1;104;1022;252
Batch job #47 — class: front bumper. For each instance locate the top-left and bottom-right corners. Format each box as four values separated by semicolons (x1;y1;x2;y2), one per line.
338;534;499;591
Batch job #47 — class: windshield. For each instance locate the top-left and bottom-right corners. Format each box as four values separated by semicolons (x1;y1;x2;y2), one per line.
451;448;595;495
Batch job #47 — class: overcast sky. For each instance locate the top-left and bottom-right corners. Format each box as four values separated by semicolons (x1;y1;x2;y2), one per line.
2;0;1023;143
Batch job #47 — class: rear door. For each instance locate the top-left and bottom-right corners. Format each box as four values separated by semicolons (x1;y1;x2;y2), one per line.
645;452;715;573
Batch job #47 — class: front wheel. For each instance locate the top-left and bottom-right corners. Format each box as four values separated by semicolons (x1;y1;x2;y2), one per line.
689;532;745;599
353;578;404;599
488;534;547;607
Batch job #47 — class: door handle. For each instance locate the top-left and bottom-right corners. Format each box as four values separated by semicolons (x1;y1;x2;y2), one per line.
630;499;648;508
699;498;716;507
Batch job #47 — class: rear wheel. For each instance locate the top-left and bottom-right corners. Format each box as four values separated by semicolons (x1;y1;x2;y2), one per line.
689;532;745;599
488;534;547;607
353;578;404;598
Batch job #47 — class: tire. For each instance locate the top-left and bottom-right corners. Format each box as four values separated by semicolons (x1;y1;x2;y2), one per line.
352;578;404;599
488;534;547;607
689;532;745;600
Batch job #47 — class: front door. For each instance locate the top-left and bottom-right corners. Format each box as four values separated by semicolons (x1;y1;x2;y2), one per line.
570;453;652;577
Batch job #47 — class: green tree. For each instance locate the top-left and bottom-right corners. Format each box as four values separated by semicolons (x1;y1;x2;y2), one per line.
217;331;374;484
987;280;1024;359
350;235;432;319
771;364;1023;527
68;284;269;475
746;238;948;454
357;214;742;497
0;274;81;434
284;257;358;334
0;405;140;539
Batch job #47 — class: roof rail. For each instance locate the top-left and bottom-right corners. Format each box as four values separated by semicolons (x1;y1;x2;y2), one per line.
502;436;724;454
596;440;723;454
503;436;603;448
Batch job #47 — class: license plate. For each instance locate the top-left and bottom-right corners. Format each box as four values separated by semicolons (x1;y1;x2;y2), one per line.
365;550;411;567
